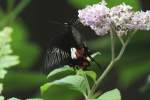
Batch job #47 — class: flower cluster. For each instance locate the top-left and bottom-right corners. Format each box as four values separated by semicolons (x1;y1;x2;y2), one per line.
78;0;150;36
110;3;133;36
127;11;150;30
78;1;110;35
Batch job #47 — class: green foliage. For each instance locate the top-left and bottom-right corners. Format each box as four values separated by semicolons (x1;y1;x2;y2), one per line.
26;98;43;100
97;89;121;100
68;0;140;10
41;75;86;100
8;97;20;100
47;65;76;81
0;96;4;100
0;27;19;68
0;27;19;94
85;71;97;82
0;1;40;69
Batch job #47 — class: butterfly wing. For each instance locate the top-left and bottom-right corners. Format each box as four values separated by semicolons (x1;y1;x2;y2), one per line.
44;47;71;71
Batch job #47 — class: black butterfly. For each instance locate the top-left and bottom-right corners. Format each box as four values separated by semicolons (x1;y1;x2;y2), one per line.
44;20;101;72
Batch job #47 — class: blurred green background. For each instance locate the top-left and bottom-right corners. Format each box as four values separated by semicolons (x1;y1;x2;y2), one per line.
0;0;150;100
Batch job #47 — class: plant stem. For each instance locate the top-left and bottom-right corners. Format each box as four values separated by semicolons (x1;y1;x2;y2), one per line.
110;29;115;60
115;30;137;61
118;35;125;46
88;30;137;98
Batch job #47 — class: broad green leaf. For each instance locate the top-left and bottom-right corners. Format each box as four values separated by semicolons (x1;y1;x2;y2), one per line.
41;83;83;100
76;70;96;88
85;71;97;81
0;26;19;94
8;97;20;100
26;98;43;100
97;89;121;100
0;96;4;100
85;71;97;88
0;55;19;69
0;45;12;55
42;75;87;93
41;75;87;100
47;65;76;81
0;69;7;79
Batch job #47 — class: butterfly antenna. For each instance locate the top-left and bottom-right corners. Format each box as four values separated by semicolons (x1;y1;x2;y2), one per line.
48;20;62;25
84;44;103;70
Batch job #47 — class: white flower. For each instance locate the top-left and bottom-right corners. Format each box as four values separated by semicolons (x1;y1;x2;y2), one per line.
127;11;150;30
110;3;133;36
78;0;111;36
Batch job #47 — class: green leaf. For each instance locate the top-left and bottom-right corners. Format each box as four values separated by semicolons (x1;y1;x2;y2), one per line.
0;69;7;79
0;96;4;100
26;98;43;100
47;65;76;81
85;71;97;81
0;55;19;69
97;89;121;100
0;27;19;69
41;75;87;100
0;45;12;55
8;97;20;100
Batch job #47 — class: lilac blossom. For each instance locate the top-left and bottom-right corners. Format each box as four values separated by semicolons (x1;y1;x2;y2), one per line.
78;0;150;36
78;0;111;36
110;3;133;36
127;11;150;30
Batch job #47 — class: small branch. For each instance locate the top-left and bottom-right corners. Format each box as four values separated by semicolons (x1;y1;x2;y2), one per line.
110;24;125;45
110;29;115;60
88;30;137;98
115;30;137;61
118;35;125;46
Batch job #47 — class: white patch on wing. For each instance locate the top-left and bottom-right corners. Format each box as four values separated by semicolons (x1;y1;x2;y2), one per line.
71;48;77;59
